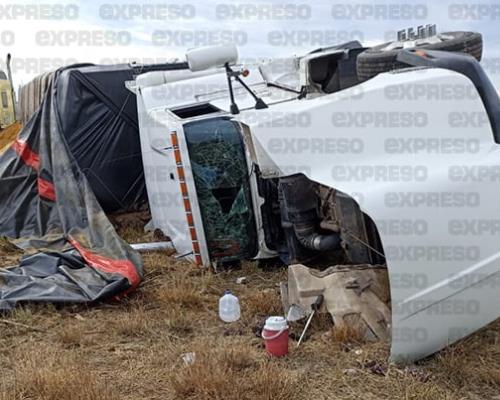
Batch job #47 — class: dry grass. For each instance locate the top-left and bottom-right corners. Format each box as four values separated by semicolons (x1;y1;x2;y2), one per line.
153;273;207;308
327;322;366;345
109;211;170;244
242;289;283;318
0;237;18;255
0;236;21;262
1;346;119;400
0;219;499;400
111;304;156;337
171;339;300;400
57;324;85;348
0;236;21;268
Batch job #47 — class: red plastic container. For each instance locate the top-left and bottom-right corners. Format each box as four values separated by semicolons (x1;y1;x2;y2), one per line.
262;316;289;357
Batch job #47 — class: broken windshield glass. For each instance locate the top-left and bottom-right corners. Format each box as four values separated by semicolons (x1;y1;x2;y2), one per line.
184;117;257;262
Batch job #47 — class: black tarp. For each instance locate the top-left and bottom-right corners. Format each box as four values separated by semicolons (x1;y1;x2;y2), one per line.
0;65;152;310
19;62;187;213
55;64;147;212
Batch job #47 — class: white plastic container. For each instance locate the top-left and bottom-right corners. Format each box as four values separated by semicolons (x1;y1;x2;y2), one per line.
219;290;241;323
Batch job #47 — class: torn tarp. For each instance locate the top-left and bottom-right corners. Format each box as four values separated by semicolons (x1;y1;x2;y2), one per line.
0;67;143;311
18;62;187;213
19;64;146;213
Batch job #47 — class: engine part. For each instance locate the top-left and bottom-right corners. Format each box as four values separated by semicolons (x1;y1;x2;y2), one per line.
279;175;340;263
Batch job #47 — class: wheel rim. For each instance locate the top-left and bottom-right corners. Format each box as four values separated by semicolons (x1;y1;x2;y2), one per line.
379;33;456;52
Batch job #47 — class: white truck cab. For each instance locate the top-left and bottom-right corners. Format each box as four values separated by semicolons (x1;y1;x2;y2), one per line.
129;36;500;363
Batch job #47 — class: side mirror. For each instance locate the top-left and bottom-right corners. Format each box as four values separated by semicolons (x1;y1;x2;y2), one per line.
186;45;238;72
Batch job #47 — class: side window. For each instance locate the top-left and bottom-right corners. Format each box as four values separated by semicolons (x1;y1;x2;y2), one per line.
1;91;8;108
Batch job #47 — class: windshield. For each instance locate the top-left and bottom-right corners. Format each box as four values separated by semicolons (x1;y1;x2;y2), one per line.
184;117;257;262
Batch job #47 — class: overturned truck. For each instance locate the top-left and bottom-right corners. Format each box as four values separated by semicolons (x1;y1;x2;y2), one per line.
129;30;499;362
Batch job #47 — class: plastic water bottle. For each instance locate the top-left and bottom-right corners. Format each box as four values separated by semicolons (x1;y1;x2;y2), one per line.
219;290;241;322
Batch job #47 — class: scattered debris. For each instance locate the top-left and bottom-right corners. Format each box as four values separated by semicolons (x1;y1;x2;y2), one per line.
362;360;387;376
130;241;175;253
181;352;196;365
297;294;324;348
286;304;306;322
399;365;432;383
286;264;391;342
0;31;496;368
343;368;359;375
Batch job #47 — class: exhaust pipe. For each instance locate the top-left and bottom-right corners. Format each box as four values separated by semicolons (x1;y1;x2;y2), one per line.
293;222;340;252
279;175;340;253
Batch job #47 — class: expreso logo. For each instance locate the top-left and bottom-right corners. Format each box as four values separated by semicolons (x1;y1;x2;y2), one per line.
331;165;428;182
331;3;427;19
384;83;479;101
216;4;311;20
36;30;131;46
99;4;195;20
332;112;428;128
0;4;78;19
267;137;364;154
385;138;480;154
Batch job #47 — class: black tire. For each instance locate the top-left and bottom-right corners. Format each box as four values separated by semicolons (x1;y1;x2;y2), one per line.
357;31;483;81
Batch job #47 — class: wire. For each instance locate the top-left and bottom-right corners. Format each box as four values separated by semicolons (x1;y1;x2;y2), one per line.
342;227;386;259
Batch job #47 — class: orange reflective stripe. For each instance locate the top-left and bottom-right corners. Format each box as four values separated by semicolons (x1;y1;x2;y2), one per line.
177;166;185;180
180;182;188;196
174;149;182;164
170;131;202;265
171;133;179;148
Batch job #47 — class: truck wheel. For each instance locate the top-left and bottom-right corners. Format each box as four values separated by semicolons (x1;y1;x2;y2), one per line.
357;31;483;81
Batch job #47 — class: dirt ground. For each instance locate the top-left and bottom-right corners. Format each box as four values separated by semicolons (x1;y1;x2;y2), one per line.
0;218;499;400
